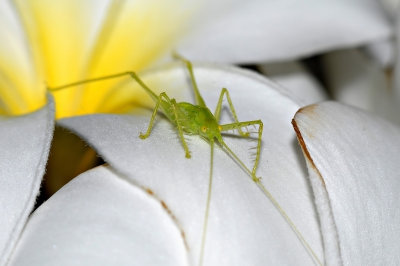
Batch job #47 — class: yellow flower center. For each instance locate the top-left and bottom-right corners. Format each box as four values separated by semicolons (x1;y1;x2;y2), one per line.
1;0;192;118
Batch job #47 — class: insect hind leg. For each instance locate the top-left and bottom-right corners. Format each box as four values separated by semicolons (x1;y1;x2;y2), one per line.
172;52;207;108
220;120;263;178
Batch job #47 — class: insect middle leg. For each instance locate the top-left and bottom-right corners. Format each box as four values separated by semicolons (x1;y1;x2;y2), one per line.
214;88;250;137
140;92;191;158
220;120;263;178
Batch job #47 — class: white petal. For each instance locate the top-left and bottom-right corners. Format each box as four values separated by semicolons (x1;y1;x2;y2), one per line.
293;102;400;265
259;61;328;106
378;0;400;20
0;96;54;264
363;38;395;67
59;64;324;265
322;48;400;124
393;11;400;104
9;166;188;266
178;0;392;63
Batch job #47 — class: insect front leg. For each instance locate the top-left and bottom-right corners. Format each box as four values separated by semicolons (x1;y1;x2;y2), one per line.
220;120;263;179
170;99;192;159
139;92;170;139
214;88;250;137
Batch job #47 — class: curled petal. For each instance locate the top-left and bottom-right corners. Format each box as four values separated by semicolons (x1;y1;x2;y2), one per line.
293;102;400;265
0;96;54;264
9;166;188;266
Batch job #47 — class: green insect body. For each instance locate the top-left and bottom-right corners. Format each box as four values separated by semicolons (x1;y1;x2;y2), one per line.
49;55;322;266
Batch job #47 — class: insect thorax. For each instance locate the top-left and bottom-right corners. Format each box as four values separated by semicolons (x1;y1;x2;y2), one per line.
177;102;220;140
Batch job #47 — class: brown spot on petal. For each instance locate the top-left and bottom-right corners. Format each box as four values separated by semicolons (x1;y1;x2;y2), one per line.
140;186;189;251
159;199;189;250
292;118;325;187
161;200;169;212
296;104;320;139
298;104;318;118
145;188;154;195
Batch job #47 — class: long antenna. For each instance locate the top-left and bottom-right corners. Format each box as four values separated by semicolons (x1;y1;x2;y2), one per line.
47;71;159;102
198;140;215;266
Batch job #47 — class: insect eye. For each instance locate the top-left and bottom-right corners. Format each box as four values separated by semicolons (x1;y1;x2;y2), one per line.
201;126;208;133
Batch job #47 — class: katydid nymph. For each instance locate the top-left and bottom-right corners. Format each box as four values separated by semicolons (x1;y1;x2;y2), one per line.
48;55;323;266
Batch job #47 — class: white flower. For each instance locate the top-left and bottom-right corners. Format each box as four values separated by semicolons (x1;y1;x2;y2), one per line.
1;1;399;265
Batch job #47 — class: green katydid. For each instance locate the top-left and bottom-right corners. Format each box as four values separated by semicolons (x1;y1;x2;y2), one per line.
48;54;323;266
